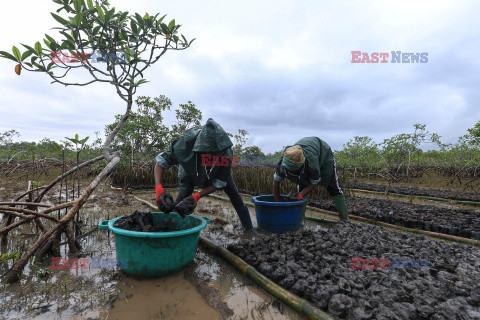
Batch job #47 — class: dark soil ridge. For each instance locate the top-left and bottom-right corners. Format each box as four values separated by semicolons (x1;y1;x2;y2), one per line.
239;189;480;240
349;182;480;203
227;223;480;320
314;197;480;241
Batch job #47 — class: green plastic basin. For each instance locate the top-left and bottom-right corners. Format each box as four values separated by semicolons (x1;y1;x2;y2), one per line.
98;212;211;278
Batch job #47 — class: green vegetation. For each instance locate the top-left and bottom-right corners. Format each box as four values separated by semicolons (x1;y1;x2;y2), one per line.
335;123;480;184
1;119;479;192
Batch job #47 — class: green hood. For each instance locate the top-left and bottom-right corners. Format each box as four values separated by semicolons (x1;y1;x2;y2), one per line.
192;118;233;153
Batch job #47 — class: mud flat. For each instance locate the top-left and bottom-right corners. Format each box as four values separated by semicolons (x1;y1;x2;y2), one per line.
228;222;480;319
311;197;480;240
349;182;480;202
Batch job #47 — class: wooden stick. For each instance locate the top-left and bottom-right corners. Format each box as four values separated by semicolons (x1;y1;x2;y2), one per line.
0;202;52;208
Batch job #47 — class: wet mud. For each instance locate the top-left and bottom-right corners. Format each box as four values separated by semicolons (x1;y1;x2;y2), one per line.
112;211;178;232
228;222;480;319
311;197;480;240
350;182;480;202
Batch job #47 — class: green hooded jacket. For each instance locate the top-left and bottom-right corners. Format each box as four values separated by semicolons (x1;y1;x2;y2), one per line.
274;137;335;188
156;118;234;190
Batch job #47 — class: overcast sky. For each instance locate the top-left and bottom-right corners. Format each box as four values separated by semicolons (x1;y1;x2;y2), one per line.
0;0;479;153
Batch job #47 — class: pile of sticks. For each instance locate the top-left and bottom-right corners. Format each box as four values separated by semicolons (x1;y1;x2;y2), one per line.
0;155;111;283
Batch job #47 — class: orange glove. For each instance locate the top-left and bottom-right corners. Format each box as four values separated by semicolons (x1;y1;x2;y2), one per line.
192;192;201;202
155;183;165;202
297;194;304;200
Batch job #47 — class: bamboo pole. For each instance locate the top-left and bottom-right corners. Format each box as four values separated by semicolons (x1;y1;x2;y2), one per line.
199;235;337;320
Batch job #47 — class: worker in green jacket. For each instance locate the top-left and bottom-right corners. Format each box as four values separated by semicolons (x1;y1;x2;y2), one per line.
154;118;257;233
272;137;349;222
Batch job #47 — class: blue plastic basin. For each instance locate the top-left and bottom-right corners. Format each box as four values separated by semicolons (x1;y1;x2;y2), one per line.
251;195;306;233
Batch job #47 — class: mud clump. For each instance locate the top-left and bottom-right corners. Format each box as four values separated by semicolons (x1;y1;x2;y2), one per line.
113;211;178;232
228;222;480;319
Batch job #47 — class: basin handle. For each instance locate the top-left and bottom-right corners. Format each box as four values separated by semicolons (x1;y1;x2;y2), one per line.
201;216;212;224
98;220;109;230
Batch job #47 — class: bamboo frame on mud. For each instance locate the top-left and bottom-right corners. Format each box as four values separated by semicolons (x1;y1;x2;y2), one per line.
346;188;480;207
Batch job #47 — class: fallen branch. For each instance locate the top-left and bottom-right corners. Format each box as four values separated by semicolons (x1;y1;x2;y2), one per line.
13;186;48;202
0;208;59;222
0;202;75;235
0;202;52;208
34;155;104;203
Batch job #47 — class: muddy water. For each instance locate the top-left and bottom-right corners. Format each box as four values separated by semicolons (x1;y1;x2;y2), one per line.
104;272;221;320
0;178;305;320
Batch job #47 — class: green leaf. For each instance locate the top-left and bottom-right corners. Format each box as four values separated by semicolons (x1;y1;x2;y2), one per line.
21;49;33;61
32;62;46;71
34;42;43;55
43;39;51;49
158;14;166;23
0;51;18;62
92;26;101;36
135;13;143;25
96;3;105;21
12;46;21;61
45;34;56;44
120;30;128;41
105;8;115;23
51;12;69;25
74;12;84;25
87;0;94;9
47;62;55;71
21;44;37;53
160;23;169;34
130;20;138;35
73;0;81;12
119;11;129;22
189;38;196;46
168;19;175;31
136;79;149;85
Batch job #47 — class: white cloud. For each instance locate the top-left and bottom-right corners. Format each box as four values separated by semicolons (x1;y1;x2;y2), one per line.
0;0;479;153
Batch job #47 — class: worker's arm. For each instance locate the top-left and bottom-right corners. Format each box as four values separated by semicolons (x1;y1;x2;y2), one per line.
154;163;165;185
198;185;217;198
273;180;281;202
299;184;316;197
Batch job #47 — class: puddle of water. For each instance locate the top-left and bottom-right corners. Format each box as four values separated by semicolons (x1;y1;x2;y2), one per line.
102;271;221;320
